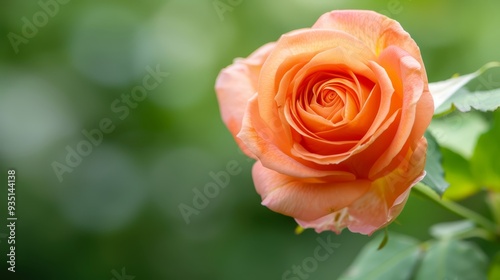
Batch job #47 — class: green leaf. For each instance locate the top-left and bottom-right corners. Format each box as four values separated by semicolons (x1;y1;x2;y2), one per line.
427;219;495;241
339;233;421;280
441;148;480;200
432;74;482;114
471;111;500;191
429;220;475;239
489;253;500;280
343;232;490;280
414;239;488;280
440;88;500;113
428;112;489;159
421;131;449;196
431;62;500;115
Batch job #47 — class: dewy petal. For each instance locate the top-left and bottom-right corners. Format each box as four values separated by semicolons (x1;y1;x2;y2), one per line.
252;161;370;221
215;43;275;157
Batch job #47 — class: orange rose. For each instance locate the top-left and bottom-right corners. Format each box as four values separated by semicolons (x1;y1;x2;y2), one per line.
215;10;434;235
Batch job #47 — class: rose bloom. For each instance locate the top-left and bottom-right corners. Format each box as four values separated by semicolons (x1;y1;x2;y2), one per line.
215;10;434;235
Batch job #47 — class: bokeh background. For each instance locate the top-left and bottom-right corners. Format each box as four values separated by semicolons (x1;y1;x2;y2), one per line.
0;0;499;279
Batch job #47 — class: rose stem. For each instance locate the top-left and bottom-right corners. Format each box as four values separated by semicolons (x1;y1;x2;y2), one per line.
412;183;499;237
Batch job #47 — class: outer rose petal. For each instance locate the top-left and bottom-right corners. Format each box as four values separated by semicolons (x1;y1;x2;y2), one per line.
295;209;349;234
296;137;427;235
312;10;427;80
215;43;275;157
252;161;371;221
369;46;432;177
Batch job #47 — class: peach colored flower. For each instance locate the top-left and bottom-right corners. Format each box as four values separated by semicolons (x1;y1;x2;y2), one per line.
215;10;434;235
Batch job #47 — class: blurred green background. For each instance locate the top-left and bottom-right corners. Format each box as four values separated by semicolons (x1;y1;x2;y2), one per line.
0;0;499;279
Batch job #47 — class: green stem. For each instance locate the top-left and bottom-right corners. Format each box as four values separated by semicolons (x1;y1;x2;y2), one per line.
413;184;499;237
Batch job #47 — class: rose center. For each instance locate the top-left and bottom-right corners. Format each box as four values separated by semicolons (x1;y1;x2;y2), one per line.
303;72;362;124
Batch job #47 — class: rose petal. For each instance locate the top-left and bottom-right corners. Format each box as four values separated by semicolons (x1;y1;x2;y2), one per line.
348;137;427;234
252;161;370;221
312;10;426;79
296;137;427;235
296;210;350;234
215;43;275;157
291;108;401;166
369;46;431;177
